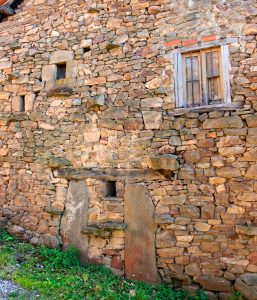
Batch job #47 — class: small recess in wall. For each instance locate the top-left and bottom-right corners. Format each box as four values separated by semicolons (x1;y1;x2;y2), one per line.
56;63;66;80
106;181;117;197
83;47;91;54
19;96;25;112
106;44;121;51
88;8;100;13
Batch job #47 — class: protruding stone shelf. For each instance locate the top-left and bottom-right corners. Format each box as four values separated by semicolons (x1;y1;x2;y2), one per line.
45;206;64;215
154;214;175;225
168;103;242;116
82;222;127;238
55;167;172;182
100;197;123;202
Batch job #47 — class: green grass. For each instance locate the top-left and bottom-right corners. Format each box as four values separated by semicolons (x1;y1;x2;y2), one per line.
0;229;210;300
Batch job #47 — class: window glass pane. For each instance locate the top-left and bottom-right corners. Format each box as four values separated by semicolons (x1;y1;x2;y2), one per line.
186;57;192;80
193;81;201;105
185;55;201;106
206;52;211;78
212;51;220;76
192;56;199;80
186;56;199;81
186;82;193;107
208;77;221;102
186;80;201;107
206;51;220;78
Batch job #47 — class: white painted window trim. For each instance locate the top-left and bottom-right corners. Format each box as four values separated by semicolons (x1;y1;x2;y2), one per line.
168;38;238;109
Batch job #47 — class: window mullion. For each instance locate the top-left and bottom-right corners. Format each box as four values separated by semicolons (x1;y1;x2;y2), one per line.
190;53;195;106
201;50;208;106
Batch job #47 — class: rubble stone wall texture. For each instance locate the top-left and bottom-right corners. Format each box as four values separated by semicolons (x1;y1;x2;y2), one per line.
0;0;257;297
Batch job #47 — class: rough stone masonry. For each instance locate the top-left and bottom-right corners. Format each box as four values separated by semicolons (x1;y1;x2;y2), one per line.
0;0;257;298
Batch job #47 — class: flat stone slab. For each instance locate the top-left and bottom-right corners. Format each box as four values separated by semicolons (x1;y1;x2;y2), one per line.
82;223;127;238
147;154;179;171
55;168;168;182
235;274;257;300
60;181;89;263
124;183;161;284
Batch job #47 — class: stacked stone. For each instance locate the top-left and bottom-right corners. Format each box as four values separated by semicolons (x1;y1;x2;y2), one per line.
86;179;125;275
0;0;256;297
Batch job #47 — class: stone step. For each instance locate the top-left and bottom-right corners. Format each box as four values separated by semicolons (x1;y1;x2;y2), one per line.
81;222;127;238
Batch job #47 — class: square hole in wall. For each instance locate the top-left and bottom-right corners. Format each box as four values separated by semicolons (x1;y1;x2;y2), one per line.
56;63;66;80
19;96;25;112
99;181;117;198
12;95;26;112
106;181;117;197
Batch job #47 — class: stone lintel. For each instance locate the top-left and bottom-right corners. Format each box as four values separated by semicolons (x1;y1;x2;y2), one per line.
55;167;170;182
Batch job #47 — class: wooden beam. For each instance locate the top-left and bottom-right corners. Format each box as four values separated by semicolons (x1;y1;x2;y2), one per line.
168;103;241;116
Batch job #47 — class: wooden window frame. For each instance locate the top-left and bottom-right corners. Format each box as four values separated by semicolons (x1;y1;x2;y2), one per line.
172;39;236;109
182;47;224;107
182;51;202;107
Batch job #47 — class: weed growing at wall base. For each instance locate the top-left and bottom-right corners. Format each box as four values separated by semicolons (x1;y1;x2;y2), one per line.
0;229;236;300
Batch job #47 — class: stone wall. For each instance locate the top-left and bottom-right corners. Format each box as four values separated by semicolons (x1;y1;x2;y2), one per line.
0;0;257;298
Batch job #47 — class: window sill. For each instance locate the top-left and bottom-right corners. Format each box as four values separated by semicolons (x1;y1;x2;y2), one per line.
169;103;242;116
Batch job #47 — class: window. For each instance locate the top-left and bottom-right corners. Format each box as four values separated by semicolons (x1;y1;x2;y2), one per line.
56;63;66;80
174;44;231;108
183;47;223;107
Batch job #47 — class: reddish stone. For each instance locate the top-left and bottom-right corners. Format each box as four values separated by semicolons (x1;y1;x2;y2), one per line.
165;39;182;47
248;253;257;264
111;257;124;270
202;35;218;42
170;208;180;215
182;39;198;46
197;139;215;148
158;145;175;154
102;249;120;256
88;258;100;264
124;118;143;130
148;6;160;14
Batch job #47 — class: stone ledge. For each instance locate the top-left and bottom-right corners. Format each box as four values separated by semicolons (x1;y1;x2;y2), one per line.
168;103;241;116
55;167;171;182
3;114;28;125
45;206;64;215
82;222;127;238
100;197;123;202
147;155;179;171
